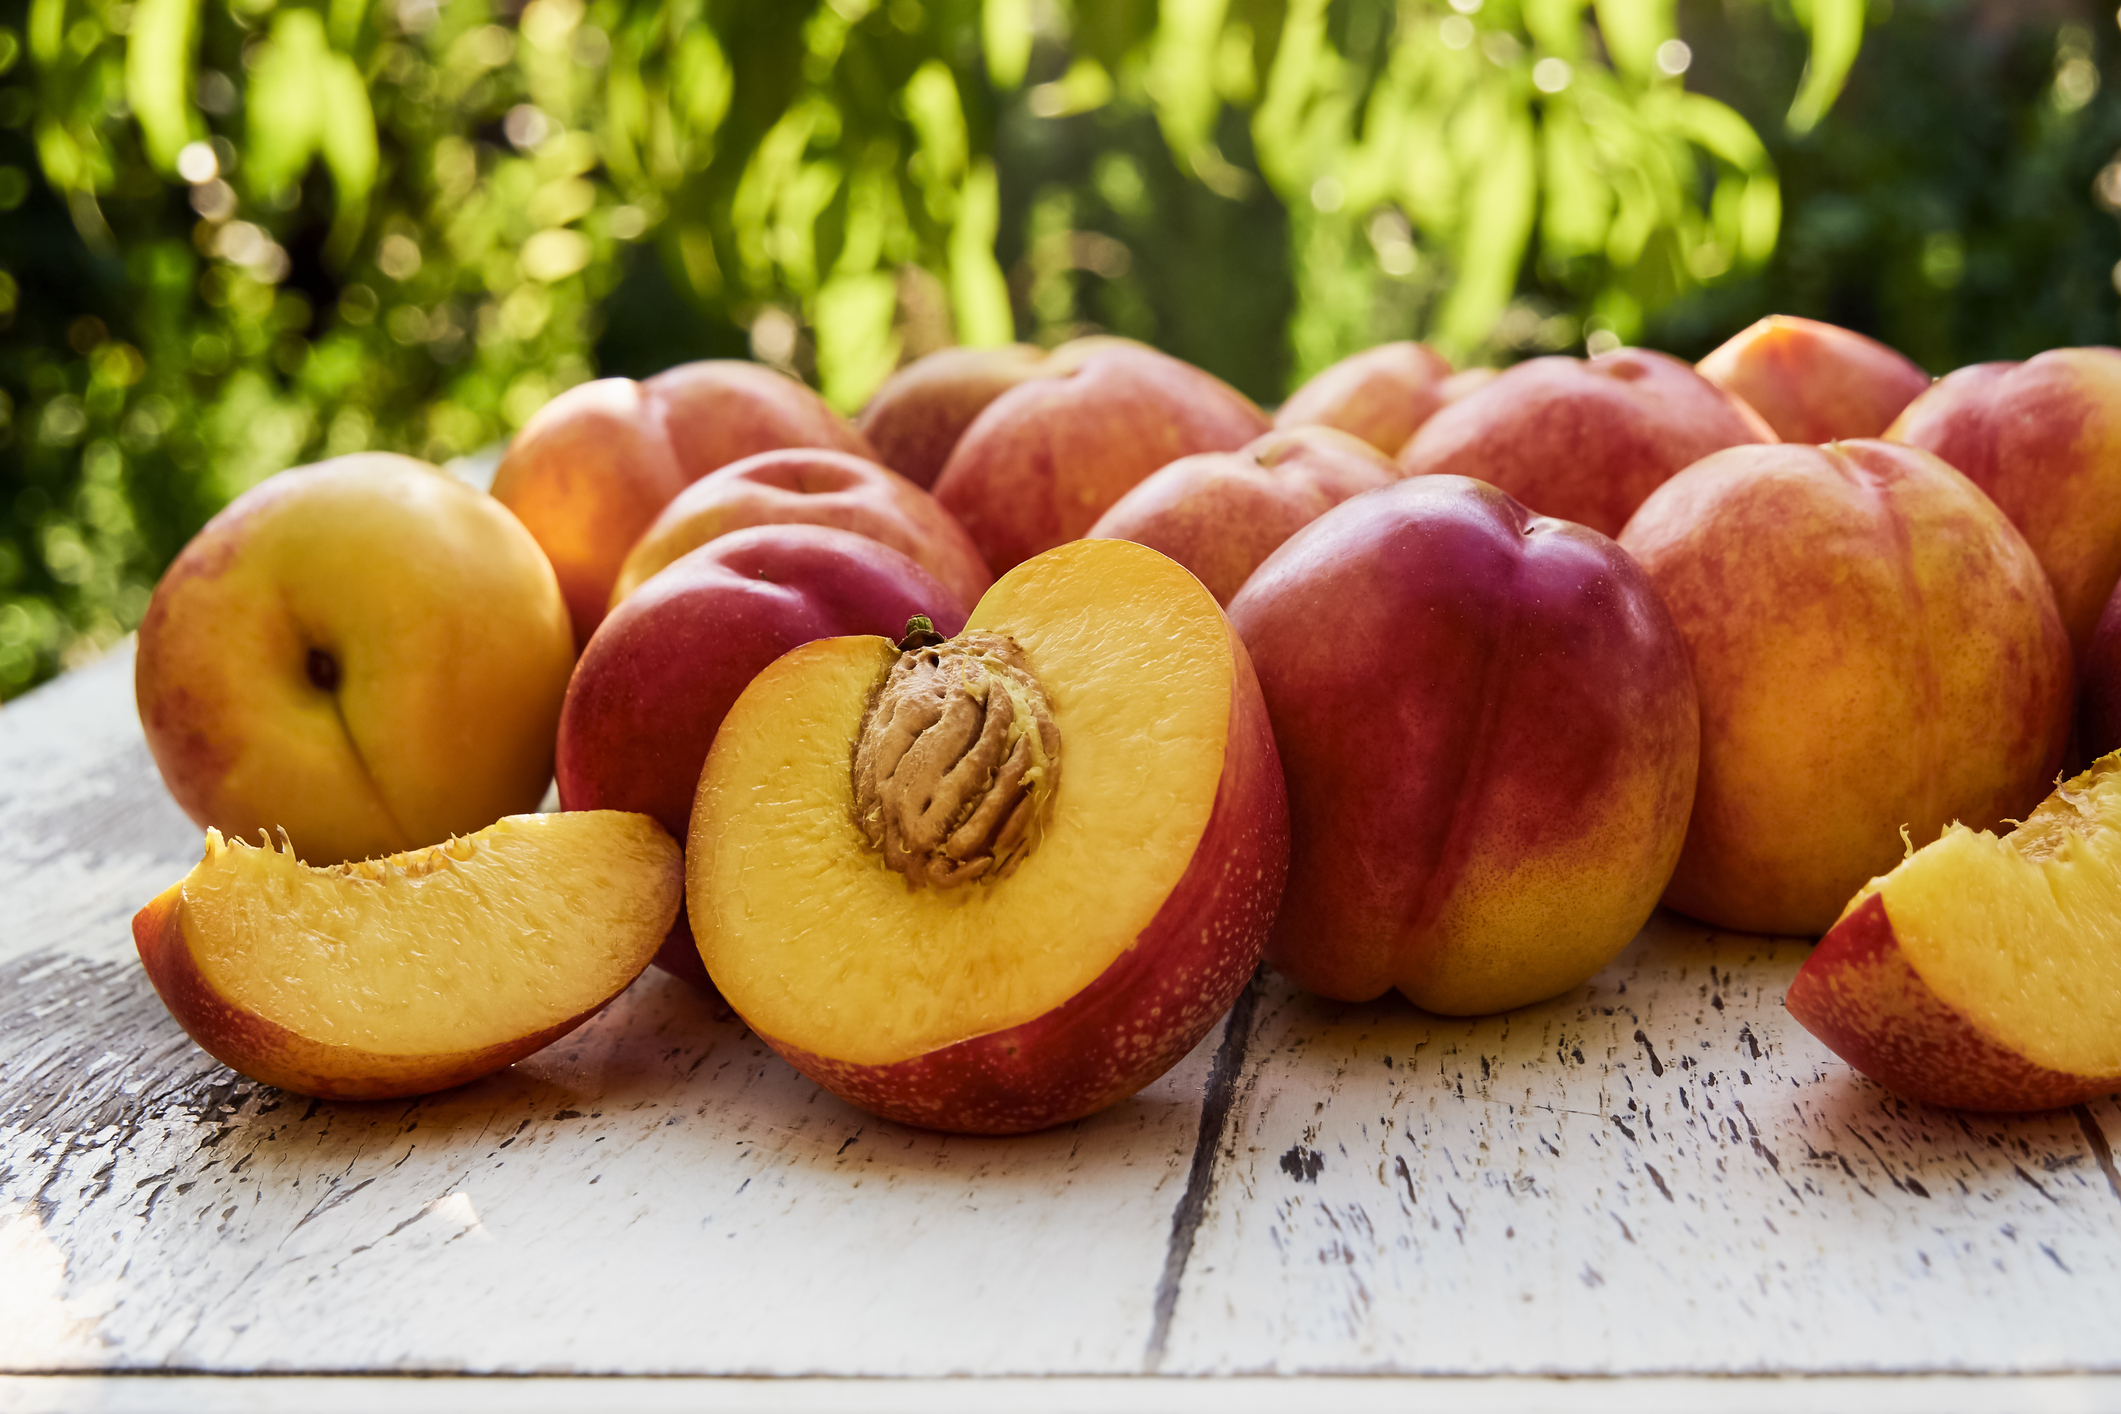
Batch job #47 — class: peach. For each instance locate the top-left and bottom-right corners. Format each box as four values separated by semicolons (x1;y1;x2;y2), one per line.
1887;348;2121;657
932;344;1269;577
1397;347;1772;537
134;812;681;1100
493;362;873;646
1696;314;1931;445
687;538;1287;1133
136;453;574;867
1620;440;2071;936
610;448;990;610
1226;475;1699;1015
855;337;1147;490
1786;753;2121;1111
558;525;968;990
1088;426;1397;605
856;345;1050;489
1272;342;1454;455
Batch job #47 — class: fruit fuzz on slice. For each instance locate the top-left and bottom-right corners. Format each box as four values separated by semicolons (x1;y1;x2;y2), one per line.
1786;754;2121;1111
688;538;1288;1134
134;812;682;1100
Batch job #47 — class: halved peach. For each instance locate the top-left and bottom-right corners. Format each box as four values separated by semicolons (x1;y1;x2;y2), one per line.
134;812;682;1100
1786;754;2121;1111
687;538;1288;1133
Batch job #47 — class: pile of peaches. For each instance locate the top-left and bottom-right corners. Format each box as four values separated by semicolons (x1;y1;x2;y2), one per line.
129;318;2121;1131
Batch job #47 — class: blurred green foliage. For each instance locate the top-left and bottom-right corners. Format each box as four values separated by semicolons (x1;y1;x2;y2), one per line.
0;0;2113;702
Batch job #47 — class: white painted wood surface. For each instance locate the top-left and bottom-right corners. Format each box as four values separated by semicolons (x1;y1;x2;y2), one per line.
3;644;2119;1411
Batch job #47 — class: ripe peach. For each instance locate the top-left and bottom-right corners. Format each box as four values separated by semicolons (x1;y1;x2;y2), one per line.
1620;440;2071;936
134;812;681;1100
1696;314;1931;445
1397;347;1772;537
1227;475;1699;1015
558;525;969;990
136;454;574;867
1088;426;1397;606
932;344;1269;577
855;338;1147;490
610;449;990;611
1272;342;1454;455
687;538;1287;1133
1786;753;2121;1111
1887;348;2121;658
493;363;873;646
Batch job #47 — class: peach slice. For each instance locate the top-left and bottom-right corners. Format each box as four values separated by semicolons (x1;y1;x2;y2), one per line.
134;812;682;1100
1786;755;2121;1111
687;538;1288;1133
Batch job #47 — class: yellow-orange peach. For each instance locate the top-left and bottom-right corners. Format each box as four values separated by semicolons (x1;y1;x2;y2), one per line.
1620;440;2071;936
136;454;573;867
1888;348;2121;658
1696;314;1930;445
493;363;873;645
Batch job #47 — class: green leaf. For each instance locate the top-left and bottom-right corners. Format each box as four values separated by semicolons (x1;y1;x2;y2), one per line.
244;10;327;201
1672;92;1768;172
318;52;376;257
983;0;1031;90
1591;0;1675;85
1147;0;1230;159
814;270;901;412
1437;104;1537;356
949;158;1013;346
1787;0;1865;134
124;0;199;173
1523;0;1591;62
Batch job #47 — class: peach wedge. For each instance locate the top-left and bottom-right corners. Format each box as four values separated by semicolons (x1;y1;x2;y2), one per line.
135;812;682;1100
687;538;1289;1134
1786;754;2121;1111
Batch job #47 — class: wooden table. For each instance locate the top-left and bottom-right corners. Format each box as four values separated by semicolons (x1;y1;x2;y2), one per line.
4;645;2119;1413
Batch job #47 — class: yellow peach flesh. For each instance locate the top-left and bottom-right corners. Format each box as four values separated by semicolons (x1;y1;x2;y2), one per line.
1846;758;2121;1077
692;540;1232;1067
185;812;678;1055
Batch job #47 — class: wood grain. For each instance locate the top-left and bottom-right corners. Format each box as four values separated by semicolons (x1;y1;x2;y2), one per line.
1159;920;2121;1375
2;643;2118;1396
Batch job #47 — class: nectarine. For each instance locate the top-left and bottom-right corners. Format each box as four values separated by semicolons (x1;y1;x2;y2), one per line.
687;538;1287;1133
1227;475;1699;1015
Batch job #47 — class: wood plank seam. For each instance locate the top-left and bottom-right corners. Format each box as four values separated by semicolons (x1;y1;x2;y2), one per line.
1143;968;1263;1372
2076;1104;2121;1204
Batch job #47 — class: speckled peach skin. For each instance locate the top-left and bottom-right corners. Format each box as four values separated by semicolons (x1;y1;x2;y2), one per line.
1621;440;2072;937
1888;348;2121;658
1396;347;1772;538
136;455;574;867
1273;342;1454;455
1786;893;2117;1112
494;363;874;647
1229;475;1699;1016
933;344;1269;577
1088;426;1398;606
765;632;1286;1134
611;448;990;610
857;344;1051;489
1697;315;1932;446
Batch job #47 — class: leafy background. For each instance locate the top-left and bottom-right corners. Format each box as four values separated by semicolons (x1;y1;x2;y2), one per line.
0;0;2116;700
